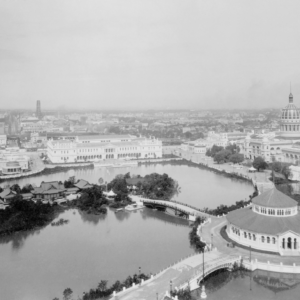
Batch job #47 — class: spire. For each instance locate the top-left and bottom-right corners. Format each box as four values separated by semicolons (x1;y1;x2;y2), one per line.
289;83;293;103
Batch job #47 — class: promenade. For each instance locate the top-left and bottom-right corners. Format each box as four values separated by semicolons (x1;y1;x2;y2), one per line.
179;150;274;193
114;250;231;300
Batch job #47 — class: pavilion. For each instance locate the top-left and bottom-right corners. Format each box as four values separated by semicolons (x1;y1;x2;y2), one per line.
226;188;300;256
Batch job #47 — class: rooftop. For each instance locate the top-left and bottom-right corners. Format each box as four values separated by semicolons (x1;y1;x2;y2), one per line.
252;188;297;208
227;207;300;235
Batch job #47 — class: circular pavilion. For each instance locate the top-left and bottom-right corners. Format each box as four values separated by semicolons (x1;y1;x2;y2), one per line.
226;188;300;256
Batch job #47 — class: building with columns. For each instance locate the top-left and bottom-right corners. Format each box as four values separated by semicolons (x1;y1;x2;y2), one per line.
47;134;162;164
227;188;300;256
278;92;300;138
238;136;293;163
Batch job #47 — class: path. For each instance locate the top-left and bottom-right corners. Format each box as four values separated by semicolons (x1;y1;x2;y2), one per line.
114;250;233;300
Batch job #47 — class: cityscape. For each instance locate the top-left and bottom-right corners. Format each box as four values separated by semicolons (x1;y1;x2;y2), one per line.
1;1;300;300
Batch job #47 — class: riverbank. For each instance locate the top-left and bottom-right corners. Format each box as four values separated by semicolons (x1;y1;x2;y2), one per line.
0;164;94;183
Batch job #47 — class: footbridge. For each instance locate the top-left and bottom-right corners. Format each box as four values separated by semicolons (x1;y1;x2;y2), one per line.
111;250;241;300
139;198;211;221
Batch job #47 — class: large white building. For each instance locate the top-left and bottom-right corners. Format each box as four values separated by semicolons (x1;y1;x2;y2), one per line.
47;134;162;164
227;188;300;256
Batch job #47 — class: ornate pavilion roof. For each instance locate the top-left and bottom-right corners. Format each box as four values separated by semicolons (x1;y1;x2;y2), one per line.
227;207;300;235
252;188;297;208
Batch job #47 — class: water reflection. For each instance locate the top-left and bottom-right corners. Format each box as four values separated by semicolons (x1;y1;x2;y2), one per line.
253;270;300;293
141;207;190;228
0;229;40;251
78;209;107;224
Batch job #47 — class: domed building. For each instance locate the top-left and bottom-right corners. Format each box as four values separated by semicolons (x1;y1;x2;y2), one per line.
226;188;300;256
279;92;300;138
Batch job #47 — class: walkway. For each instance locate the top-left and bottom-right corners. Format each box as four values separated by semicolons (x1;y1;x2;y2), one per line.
179;150;274;194
133;196;212;220
113;250;233;300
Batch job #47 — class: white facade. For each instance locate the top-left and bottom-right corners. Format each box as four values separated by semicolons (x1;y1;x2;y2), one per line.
47;134;162;163
0;151;30;174
238;136;293;162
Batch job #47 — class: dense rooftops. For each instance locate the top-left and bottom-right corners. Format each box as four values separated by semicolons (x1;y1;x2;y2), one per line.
252;188;297;208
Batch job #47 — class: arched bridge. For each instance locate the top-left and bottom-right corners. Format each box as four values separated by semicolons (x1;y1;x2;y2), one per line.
111;250;241;300
181;255;241;291
140;198;211;221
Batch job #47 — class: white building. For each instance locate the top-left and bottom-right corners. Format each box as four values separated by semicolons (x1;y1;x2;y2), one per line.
0;151;30;175
227;188;300;256
238;136;294;162
47;134;162;164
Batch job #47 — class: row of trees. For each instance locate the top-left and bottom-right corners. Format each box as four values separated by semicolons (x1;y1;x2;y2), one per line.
206;144;244;164
0;195;60;236
53;273;150;300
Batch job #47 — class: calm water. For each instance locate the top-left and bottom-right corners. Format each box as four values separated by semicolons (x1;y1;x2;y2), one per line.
193;269;300;300
4;163;254;208
0;163;255;300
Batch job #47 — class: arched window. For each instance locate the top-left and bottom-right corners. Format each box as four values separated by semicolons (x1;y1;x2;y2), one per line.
262;236;265;243
267;237;270;243
272;237;276;244
244;232;247;238
253;234;256;241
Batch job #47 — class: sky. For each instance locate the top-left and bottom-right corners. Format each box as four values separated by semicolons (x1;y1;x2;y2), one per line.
1;0;300;110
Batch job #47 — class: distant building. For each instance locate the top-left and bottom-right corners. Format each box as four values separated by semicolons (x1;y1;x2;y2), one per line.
0;152;30;175
278;92;300;138
238;136;293;162
47;134;162;164
36;100;42;119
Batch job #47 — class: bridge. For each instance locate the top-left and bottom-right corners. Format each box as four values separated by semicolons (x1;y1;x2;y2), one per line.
111;249;241;300
138;197;211;221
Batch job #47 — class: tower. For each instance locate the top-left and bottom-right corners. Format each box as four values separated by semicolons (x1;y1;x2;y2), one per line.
36;100;42;119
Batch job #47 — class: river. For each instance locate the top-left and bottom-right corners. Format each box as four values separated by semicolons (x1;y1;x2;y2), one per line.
0;163;254;300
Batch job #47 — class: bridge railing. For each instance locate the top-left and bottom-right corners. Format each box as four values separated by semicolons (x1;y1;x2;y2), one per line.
141;198;207;217
110;251;203;299
179;256;241;291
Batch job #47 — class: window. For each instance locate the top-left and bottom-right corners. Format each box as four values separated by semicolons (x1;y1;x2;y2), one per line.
267;237;270;243
262;236;265;243
272;237;276;244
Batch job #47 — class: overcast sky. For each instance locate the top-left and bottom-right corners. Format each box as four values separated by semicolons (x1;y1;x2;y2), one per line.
1;0;300;110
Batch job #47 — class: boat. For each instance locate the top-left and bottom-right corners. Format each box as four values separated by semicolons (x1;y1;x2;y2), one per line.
125;204;144;212
115;208;124;213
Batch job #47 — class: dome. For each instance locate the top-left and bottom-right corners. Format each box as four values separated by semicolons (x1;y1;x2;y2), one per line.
252;188;297;209
281;103;300;120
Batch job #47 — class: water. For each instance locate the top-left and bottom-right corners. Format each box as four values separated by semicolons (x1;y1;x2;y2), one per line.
193;269;300;300
4;163;254;208
0;163;254;300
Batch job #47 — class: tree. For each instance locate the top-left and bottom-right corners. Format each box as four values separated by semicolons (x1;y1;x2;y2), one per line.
225;143;240;154
97;280;108;291
63;288;73;300
272;161;282;173
229;153;244;164
10;184;21;194
214;150;231;164
208;145;224;157
253;156;268;171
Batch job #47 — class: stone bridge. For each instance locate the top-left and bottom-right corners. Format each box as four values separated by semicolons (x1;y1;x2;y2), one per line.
110;250;241;300
140;198;211;221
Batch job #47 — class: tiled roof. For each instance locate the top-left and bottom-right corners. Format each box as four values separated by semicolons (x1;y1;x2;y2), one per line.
74;179;93;189
227;207;300;235
32;181;65;194
0;189;16;199
252;188;297;208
